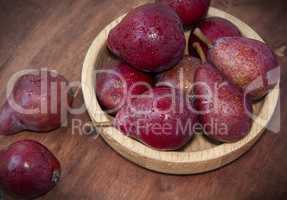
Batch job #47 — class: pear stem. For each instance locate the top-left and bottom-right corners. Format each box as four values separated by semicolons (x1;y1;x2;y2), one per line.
193;28;213;48
192;42;207;64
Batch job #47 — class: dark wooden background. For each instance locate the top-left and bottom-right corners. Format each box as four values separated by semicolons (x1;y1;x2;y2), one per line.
0;0;286;199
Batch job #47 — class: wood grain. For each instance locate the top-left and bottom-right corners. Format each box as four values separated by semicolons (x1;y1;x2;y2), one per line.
0;0;286;199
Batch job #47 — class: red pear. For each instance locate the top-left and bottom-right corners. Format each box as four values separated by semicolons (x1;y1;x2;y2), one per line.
157;0;211;26
114;87;197;150
157;56;201;93
194;64;253;142
0;70;73;135
96;61;154;114
208;36;279;100
107;3;186;72
0;140;61;199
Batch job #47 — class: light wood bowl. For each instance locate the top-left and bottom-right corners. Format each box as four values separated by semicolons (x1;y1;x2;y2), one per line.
81;7;279;174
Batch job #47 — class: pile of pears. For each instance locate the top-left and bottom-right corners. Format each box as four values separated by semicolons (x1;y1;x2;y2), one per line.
97;1;279;151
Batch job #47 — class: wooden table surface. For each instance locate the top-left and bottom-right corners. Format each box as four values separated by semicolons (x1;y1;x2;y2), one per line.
0;0;286;199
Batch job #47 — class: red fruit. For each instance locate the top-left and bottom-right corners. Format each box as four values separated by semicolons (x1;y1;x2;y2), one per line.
157;56;201;93
0;70;73;135
96;61;154;114
189;17;241;56
194;64;253;142
208;36;279;100
0;140;61;199
114;87;197;150
157;0;211;26
107;3;186;72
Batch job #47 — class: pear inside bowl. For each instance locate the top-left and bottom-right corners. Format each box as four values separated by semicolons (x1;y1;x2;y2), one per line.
81;7;279;174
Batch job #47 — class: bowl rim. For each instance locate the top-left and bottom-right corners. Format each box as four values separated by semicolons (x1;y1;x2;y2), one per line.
81;7;280;173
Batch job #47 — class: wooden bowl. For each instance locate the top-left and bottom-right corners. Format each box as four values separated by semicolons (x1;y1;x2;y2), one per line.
81;7;279;174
